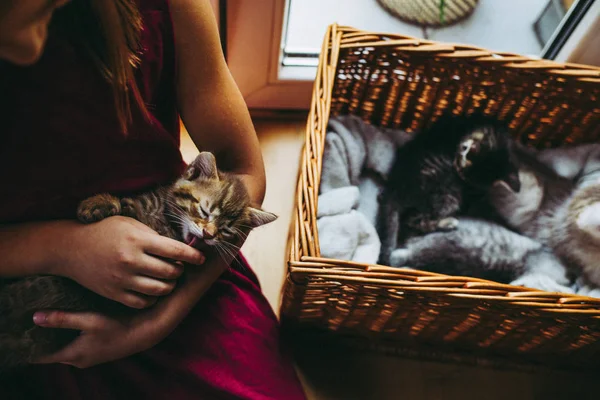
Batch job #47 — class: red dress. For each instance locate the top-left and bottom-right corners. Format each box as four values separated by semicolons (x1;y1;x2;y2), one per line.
0;1;306;398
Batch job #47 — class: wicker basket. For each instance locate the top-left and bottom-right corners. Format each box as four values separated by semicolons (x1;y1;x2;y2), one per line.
280;24;600;370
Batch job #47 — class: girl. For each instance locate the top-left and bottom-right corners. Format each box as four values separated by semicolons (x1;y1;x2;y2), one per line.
0;0;306;398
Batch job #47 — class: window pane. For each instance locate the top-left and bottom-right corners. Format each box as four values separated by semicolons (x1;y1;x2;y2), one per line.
283;0;581;67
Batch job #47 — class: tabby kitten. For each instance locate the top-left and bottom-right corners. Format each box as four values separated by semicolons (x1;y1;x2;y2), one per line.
377;113;520;265
0;152;277;369
79;152;277;254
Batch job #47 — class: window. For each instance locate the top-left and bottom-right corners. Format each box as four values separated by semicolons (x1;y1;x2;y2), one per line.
225;0;599;110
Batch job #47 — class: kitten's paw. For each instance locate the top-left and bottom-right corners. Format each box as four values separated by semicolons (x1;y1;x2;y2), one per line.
510;273;574;294
390;248;411;267
406;215;447;234
121;198;137;218
77;194;122;223
437;217;459;231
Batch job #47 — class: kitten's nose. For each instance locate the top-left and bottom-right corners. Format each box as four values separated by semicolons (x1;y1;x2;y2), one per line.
202;228;214;239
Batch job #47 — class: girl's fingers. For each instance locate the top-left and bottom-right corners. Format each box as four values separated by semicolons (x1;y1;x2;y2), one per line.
143;234;205;265
119;292;158;309
137;255;184;280
129;275;177;297
33;310;106;331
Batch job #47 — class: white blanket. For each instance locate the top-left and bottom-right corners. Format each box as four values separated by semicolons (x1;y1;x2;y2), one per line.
317;115;410;264
317;187;380;263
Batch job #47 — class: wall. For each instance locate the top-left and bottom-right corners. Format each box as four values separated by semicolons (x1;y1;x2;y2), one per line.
567;14;600;66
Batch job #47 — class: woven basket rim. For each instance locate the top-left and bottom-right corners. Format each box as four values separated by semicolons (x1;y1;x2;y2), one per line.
331;25;600;74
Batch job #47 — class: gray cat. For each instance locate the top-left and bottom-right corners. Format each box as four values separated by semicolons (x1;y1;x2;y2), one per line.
389;217;573;293
489;144;600;292
390;143;600;295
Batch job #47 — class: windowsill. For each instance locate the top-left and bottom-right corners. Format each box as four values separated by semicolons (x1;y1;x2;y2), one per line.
279;63;318;82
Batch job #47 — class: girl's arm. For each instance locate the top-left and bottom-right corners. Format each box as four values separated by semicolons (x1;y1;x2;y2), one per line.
0;220;74;278
171;0;266;206
144;0;270;325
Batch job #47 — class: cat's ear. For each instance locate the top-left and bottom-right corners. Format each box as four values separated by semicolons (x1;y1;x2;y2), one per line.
184;152;219;181
248;207;278;228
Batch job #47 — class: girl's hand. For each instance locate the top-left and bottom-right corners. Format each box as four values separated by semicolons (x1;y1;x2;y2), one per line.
56;216;205;309
31;254;230;368
31;307;171;368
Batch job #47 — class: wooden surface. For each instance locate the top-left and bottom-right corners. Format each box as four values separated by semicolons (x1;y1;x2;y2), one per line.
180;118;600;399
293;342;600;400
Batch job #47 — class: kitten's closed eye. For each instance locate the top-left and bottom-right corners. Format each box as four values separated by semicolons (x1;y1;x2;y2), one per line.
198;205;209;219
221;227;236;238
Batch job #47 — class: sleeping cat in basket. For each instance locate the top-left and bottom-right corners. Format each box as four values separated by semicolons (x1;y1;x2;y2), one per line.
390;140;600;295
377;112;521;265
0;152;277;370
489;143;600;295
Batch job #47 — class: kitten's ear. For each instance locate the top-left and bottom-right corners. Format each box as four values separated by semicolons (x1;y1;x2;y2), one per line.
184;152;219;181
248;207;278;228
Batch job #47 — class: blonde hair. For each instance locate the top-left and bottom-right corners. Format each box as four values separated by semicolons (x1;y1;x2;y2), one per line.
54;0;151;132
